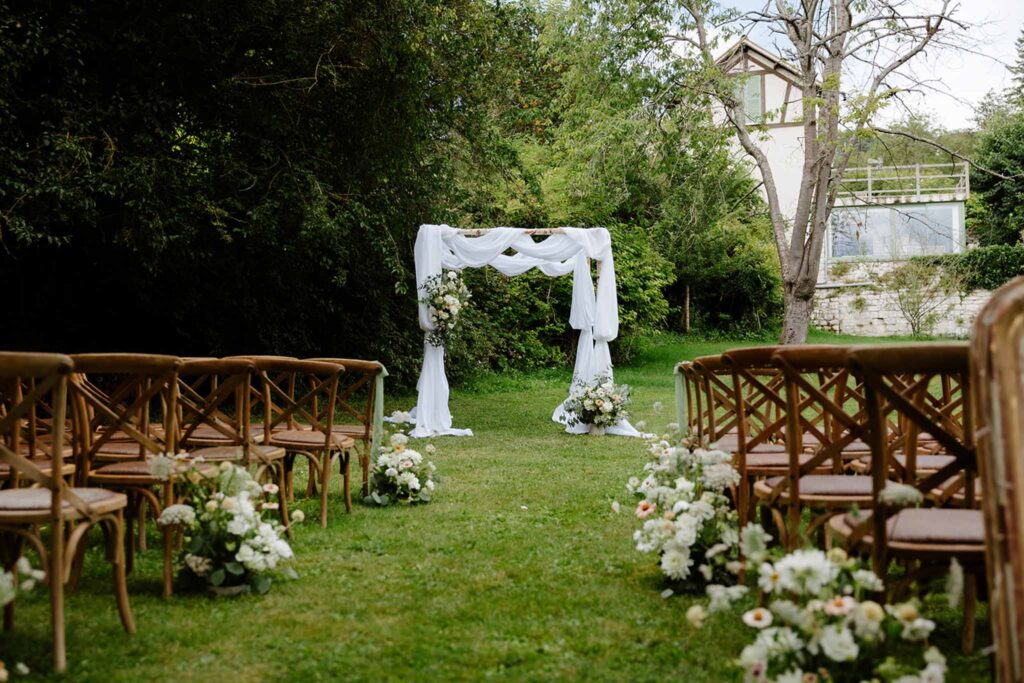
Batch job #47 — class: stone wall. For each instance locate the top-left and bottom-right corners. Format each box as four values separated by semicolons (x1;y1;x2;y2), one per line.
811;260;992;338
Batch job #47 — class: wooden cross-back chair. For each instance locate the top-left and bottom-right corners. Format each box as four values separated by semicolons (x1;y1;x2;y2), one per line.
831;343;985;652
176;359;291;534
248;357;353;527
721;346;800;525
0;375;75;489
971;276;1024;681
307;358;384;498
674;361;701;437
753;345;877;550
691;355;742;450
69;353;182;598
0;352;134;672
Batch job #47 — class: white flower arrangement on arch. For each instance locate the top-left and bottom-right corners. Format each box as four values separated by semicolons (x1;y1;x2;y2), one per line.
420;270;471;347
628;430;741;585
156;461;299;595
367;432;438;505
691;545;946;683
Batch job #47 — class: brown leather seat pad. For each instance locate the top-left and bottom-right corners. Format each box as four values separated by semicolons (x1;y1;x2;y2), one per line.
764;474;873;496
743;452;818;468
844;508;984;545
855;454;958;472
189;445;285;461
91;460;157;477
267;429;354;450
0;487;126;513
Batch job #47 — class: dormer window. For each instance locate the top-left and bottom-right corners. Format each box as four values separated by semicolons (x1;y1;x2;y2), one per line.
739;74;763;123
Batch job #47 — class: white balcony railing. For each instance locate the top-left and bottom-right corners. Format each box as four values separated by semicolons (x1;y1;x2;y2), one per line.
836;162;969;206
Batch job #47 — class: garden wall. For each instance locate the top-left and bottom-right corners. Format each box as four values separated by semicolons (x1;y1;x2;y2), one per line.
810;260;992;337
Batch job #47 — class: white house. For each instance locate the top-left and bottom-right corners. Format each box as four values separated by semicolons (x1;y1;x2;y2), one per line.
715;38;978;337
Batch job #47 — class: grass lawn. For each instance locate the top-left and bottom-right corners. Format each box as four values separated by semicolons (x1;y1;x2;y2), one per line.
1;332;992;681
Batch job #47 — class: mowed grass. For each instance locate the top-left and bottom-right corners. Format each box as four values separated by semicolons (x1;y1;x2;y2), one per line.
1;332;992;681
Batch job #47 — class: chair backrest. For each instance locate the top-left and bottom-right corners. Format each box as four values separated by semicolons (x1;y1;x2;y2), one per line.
247;358;344;446
692;355;737;444
0;353;96;515
306;358;383;436
721;346;786;460
846;343;975;567
177;358;256;451
970;276;1024;683
69;354;182;478
772;345;871;476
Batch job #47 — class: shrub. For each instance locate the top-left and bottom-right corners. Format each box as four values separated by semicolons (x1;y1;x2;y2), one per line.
918;244;1024;292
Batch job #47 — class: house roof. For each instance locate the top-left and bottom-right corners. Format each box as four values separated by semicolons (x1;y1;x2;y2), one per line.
715;37;803;85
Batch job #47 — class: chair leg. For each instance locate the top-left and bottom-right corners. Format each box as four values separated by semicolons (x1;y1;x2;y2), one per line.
136;494;147;553
342;451;352;514
107;513;135;634
962;572;977;653
319;454;331;528
51;518;67;673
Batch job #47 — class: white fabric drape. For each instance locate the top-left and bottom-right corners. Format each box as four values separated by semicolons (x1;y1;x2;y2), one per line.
410;224;641;438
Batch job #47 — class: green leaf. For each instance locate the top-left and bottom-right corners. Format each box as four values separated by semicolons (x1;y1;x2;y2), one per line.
225;561;245;576
211;568;225;586
253;574;272;595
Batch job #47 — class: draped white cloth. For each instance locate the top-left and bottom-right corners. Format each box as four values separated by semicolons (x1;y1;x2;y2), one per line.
410;224;641;438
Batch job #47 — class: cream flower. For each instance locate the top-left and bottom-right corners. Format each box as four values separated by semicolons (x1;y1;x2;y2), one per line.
742;607;774;629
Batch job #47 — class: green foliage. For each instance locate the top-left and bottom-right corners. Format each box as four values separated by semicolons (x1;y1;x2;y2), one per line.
919;244;1024;292
971;112;1024;245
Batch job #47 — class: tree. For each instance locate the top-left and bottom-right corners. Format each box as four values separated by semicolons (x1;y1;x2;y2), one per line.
972;114;1024;245
679;0;970;342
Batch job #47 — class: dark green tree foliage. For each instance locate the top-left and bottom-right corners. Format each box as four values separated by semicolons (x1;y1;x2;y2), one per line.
972;116;1024;246
0;0;773;386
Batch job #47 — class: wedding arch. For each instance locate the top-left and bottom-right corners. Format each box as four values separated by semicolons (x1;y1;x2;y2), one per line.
408;224;642;438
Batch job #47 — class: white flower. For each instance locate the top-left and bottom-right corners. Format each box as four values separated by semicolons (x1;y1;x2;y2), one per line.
610;501;620;514
921;663;946;683
291;510;306;524
774;549;838;596
425;444;436;454
823;595;857;616
758;562;782;593
924;646;947;668
146;454;178;481
390;433;409;447
819;624;859;661
686;604;705;628
652;401;663;414
853;600;885;639
741;523;772;563
707;583;748;612
853;568;885;592
775;670;804;683
879;482;924;507
660;549;693;580
901;617;936;641
742;607;773;629
14;663;28;676
184;554;213;577
158;504;196;527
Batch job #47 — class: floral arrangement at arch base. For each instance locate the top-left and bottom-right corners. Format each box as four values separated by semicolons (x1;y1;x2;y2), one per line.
154;457;298;595
688;540;949;683
366;432;438;506
420;270;471;347
628;427;741;586
565;374;631;436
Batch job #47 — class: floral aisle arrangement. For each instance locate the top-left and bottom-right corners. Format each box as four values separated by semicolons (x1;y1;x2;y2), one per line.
367;433;438;506
691;546;947;683
628;431;741;584
565;375;631;434
154;459;298;595
420;270;471;347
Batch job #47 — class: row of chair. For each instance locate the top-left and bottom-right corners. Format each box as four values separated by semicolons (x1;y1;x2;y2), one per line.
679;342;983;650
0;353;383;672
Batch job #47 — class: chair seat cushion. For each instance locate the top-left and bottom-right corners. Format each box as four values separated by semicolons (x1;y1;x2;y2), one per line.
0;487;126;520
182;423;265;444
855;454;958;472
764;474;874;497
268;429;354;450
843;509;984;545
91;460;157;478
0;459;74;478
743;452;818;469
712;433;785;453
332;424;369;439
189;445;285;462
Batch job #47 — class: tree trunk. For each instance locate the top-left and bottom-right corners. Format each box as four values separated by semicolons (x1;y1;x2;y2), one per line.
780;288;815;344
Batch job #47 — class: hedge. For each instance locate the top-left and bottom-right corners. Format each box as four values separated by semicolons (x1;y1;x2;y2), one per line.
917;244;1024;292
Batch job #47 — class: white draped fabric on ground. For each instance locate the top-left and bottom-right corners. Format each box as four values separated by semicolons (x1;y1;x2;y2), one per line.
408;224;642;438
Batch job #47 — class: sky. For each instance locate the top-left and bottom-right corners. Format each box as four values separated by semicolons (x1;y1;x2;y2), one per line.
721;0;1024;130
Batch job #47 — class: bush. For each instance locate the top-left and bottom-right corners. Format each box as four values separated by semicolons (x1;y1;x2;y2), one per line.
918;244;1024;292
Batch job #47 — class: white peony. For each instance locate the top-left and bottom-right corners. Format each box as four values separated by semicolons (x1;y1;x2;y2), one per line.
660;549;693;580
158;504;196;527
